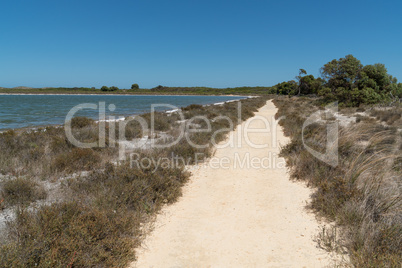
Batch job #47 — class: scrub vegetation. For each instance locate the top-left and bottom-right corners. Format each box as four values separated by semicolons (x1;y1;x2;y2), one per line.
274;96;401;267
0;96;268;267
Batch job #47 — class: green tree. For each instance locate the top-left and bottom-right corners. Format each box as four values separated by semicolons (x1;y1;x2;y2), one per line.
389;82;402;99
397;83;402;98
319;55;390;105
296;69;307;95
273;80;297;95
314;55;400;105
294;69;323;96
299;75;323;95
109;86;119;91
151;85;166;91
320;54;363;90
357;64;394;93
101;86;109;91
131;83;139;90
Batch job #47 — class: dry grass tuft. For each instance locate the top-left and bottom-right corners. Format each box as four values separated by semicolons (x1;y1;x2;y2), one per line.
274;97;402;267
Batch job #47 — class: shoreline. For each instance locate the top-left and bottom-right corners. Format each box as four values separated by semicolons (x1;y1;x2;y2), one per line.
0;93;250;97
0;96;270;267
0;96;251;133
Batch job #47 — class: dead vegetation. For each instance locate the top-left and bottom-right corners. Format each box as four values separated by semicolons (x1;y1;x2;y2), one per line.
274;96;401;267
370;108;402;126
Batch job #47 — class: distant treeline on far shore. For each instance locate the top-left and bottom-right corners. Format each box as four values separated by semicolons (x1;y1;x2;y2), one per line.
2;55;401;106
0;85;273;96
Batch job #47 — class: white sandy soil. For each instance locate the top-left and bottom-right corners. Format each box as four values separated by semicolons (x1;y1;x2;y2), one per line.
130;100;333;268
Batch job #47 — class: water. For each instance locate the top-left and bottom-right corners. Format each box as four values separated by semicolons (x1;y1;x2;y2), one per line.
0;95;245;130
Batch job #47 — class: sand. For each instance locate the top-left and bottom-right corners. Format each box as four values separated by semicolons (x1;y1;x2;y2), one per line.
130;100;333;268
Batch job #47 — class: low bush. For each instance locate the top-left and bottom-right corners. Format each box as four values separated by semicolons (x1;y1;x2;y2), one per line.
0;177;46;207
51;148;101;172
0;202;137;267
69;116;94;129
182;104;204;111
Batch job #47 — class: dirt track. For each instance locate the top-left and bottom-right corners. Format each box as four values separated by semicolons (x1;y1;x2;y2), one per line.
131;100;332;268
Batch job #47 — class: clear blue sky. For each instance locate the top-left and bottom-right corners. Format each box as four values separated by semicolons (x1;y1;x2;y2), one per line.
1;0;401;89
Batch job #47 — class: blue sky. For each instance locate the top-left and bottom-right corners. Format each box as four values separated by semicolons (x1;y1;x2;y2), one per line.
1;0;401;89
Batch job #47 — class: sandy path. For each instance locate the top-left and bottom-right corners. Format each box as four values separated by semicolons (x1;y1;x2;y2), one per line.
131;100;332;268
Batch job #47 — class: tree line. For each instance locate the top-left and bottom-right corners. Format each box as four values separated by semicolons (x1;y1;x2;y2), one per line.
270;55;402;106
